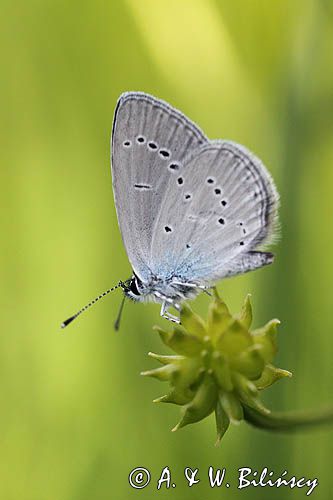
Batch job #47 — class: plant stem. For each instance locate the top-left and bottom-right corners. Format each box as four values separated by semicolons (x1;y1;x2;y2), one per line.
243;404;333;433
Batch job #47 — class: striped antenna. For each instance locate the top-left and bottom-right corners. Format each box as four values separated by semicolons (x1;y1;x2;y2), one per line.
61;281;124;328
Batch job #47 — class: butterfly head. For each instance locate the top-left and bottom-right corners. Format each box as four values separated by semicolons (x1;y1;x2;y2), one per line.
121;272;146;301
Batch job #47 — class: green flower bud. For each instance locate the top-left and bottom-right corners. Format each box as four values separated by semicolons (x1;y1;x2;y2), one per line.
143;290;292;444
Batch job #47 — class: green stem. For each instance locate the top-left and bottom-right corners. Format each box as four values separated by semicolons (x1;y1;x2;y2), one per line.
243;404;333;433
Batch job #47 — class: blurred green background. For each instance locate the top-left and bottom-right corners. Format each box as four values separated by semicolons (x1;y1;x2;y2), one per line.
1;0;333;498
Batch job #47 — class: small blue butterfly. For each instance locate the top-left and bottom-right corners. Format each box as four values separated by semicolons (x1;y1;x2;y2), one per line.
62;92;278;329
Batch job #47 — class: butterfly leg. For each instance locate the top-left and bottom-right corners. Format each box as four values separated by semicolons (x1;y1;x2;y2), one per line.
160;301;180;324
154;290;180;308
172;281;212;296
154;291;181;323
173;281;209;290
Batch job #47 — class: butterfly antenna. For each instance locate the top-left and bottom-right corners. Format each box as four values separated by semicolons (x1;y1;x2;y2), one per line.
61;281;124;329
114;294;126;331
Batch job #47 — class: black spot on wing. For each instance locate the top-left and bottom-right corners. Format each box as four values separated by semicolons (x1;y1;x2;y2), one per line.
134;184;152;190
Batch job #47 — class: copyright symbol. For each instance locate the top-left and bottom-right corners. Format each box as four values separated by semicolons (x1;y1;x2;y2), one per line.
129;467;151;489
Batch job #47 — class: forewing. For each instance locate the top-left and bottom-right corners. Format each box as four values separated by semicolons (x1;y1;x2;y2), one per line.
149;141;279;283
111;92;208;280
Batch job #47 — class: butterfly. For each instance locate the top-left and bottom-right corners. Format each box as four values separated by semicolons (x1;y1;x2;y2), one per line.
62;92;279;329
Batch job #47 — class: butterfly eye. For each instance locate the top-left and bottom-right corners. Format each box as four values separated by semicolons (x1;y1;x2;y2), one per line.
136;136;146;144
129;278;141;296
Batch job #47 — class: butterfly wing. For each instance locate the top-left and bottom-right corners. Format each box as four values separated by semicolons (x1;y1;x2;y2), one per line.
111;92;208;281
149;140;279;283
